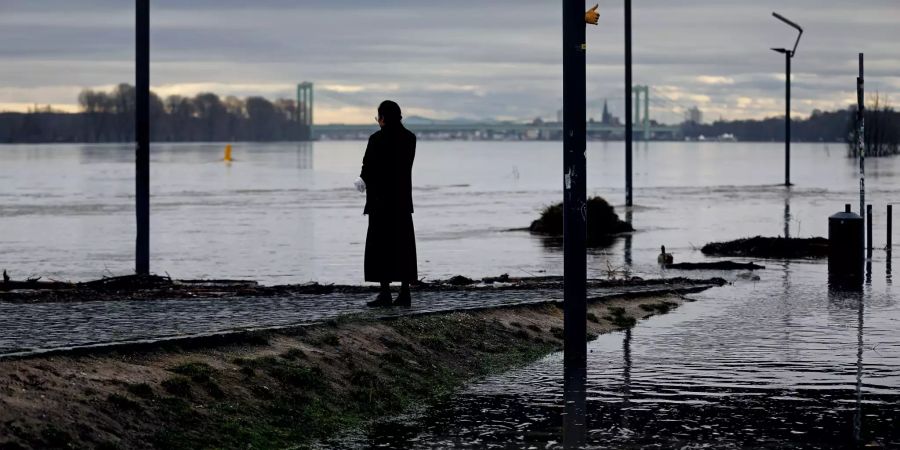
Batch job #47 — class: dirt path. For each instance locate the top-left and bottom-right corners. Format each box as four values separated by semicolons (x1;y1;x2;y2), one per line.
0;289;709;449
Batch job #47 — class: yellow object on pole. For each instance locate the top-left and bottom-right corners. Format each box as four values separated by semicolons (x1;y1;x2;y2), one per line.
224;144;233;162
585;4;599;25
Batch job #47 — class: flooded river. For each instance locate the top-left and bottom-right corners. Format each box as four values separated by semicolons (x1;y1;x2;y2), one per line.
2;141;899;447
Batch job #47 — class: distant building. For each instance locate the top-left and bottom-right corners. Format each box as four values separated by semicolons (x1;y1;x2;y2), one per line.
685;106;703;124
601;99;612;125
556;109;563;123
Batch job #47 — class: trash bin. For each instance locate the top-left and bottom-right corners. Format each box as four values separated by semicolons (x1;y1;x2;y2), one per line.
829;205;864;287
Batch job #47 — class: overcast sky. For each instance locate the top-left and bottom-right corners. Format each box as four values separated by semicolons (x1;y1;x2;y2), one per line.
0;0;898;124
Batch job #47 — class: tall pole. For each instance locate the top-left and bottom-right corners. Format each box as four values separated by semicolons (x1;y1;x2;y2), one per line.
772;12;803;187
562;0;587;446
858;54;865;230
135;0;150;275
785;52;791;186
624;0;633;207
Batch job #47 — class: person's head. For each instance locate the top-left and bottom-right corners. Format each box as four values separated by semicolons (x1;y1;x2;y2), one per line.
376;100;402;128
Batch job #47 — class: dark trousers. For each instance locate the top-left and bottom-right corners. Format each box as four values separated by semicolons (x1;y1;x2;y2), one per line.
365;212;417;282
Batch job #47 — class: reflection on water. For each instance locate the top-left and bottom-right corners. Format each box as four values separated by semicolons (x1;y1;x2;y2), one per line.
4;141;900;447
562;368;586;448
347;258;900;448
784;189;792;239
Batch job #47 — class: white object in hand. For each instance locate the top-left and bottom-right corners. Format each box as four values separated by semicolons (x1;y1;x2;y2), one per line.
354;177;366;193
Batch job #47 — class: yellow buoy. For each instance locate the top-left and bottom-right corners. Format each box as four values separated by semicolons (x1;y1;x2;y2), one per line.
224;144;233;162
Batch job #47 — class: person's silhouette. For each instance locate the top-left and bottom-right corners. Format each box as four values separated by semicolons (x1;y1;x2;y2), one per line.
358;101;418;307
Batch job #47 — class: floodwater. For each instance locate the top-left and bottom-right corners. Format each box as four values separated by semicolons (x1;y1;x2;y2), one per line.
2;141;900;447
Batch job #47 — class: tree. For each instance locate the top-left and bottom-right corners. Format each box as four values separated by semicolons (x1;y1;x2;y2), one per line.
848;92;900;158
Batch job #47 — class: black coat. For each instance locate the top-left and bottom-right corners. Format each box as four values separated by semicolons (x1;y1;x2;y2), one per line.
359;124;418;282
360;125;416;215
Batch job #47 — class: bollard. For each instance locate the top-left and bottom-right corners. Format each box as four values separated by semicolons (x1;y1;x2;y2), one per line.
829;208;864;287
888;204;893;251
224;144;233;162
867;204;873;250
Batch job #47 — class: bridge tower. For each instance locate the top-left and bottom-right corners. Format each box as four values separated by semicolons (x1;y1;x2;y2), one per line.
633;85;650;140
297;82;314;141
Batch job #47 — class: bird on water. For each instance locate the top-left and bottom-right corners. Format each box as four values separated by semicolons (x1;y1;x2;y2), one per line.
658;246;673;265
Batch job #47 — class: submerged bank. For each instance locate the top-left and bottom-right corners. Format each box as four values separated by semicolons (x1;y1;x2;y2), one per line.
0;289;707;449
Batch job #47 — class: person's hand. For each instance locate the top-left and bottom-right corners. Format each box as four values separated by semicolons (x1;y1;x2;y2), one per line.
585;4;599;25
354;177;366;193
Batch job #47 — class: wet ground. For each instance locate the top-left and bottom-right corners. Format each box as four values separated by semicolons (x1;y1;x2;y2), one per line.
3;141;899;446
0;280;715;358
341;257;899;449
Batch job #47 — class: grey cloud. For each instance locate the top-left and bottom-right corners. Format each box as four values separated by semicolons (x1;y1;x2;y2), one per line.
0;0;897;122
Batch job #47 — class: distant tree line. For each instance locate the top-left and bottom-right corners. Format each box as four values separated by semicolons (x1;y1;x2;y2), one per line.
681;109;854;142
847;93;900;157
682;99;900;158
0;84;310;143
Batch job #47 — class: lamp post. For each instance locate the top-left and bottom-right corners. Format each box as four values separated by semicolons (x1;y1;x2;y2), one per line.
771;12;803;187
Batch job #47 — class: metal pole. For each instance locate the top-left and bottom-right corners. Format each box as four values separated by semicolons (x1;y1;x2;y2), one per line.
785;52;791;186
867;204;873;250
562;0;587;375
888;204;893;251
624;0;633;207
135;0;150;275
858;54;866;236
562;0;587;445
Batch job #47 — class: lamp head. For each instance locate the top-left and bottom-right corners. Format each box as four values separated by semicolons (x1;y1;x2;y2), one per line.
772;12;803;56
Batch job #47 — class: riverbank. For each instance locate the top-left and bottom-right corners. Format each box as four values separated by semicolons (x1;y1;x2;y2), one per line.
0;289;707;449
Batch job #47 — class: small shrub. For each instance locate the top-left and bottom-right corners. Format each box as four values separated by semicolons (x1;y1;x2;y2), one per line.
170;362;214;382
315;333;340;346
281;348;306;360
107;393;141;411
550;326;564;340
161;377;192;398
126;383;155;399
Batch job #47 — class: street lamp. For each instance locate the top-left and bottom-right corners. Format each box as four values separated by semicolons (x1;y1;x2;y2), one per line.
771;12;803;187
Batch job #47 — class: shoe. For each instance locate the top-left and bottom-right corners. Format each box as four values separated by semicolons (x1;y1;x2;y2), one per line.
393;289;411;307
367;292;393;307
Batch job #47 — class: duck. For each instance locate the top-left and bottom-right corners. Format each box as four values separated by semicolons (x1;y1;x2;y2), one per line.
657;246;673;265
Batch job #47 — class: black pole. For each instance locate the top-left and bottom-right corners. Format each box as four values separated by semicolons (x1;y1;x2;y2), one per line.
136;0;150;275
867;204;873;250
562;0;587;446
888;204;893;251
624;0;633;207
858;54;866;239
785;51;791;186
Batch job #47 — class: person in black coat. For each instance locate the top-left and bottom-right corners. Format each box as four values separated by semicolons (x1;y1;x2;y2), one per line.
357;100;417;307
